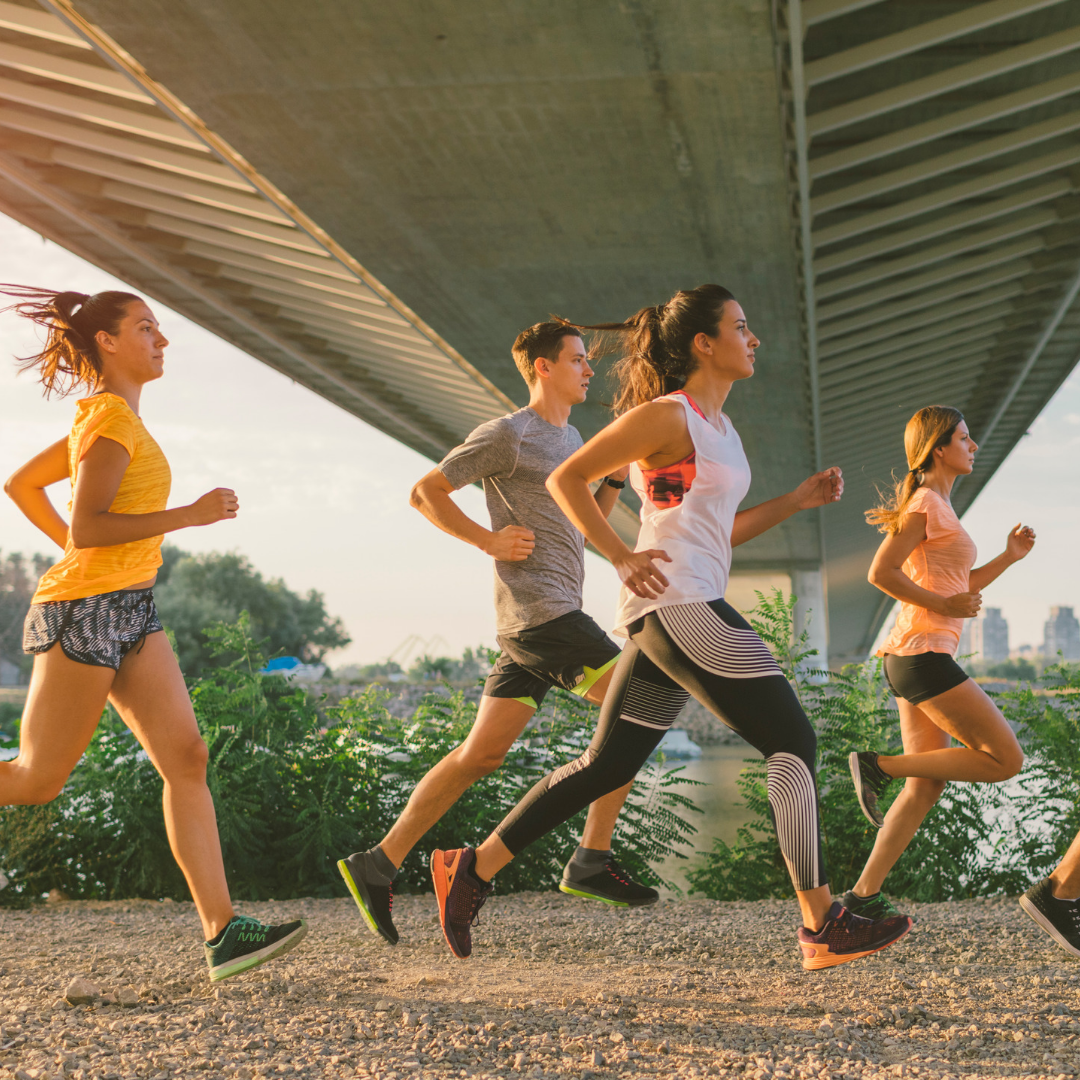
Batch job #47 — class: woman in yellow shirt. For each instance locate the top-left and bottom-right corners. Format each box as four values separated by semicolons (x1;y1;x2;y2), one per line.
1;284;306;980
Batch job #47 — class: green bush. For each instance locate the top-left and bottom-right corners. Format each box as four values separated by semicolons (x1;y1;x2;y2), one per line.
686;591;1008;902
983;661;1080;895
0;614;700;905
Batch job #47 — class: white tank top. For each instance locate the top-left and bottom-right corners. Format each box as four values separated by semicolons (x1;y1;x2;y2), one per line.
614;391;752;636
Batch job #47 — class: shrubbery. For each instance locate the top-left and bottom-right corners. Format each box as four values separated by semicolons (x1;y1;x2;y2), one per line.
0;615;700;906
686;592;1080;903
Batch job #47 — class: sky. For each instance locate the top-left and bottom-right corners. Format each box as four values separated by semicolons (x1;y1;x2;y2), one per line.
0;214;624;669
1;212;1077;666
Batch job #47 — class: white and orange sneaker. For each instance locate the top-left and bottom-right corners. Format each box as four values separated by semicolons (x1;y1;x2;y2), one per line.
430;847;493;959
798;902;912;970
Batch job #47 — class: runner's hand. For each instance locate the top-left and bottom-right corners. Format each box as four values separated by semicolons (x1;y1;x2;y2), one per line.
1006;523;1036;561
940;591;981;618
793;466;843;510
188;488;238;525
615;549;672;599
485;525;535;561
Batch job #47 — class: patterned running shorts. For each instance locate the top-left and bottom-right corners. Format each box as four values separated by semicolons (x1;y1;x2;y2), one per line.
23;587;163;669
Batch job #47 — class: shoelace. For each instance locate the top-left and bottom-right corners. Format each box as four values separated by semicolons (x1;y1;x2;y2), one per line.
468;881;493;928
230;915;267;934
605;860;631;886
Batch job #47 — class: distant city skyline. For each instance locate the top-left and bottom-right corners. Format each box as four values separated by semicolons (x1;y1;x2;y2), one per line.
2;214;1079;668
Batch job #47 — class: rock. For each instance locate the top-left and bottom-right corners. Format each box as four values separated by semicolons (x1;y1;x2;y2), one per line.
46;888;70;904
374;998;394;1012
590;1048;605;1067
64;976;101;1005
116;986;140;1008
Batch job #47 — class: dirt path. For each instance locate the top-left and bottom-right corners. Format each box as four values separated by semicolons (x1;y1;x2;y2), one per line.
1;893;1077;1080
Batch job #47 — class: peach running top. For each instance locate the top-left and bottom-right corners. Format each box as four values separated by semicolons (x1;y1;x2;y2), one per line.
878;486;977;657
33;393;171;603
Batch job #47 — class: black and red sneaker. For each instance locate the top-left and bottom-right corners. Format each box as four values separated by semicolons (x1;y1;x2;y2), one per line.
430;847;493;959
798;901;912;970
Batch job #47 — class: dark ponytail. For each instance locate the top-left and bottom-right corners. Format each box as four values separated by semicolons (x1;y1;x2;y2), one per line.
1;284;142;397
565;283;736;413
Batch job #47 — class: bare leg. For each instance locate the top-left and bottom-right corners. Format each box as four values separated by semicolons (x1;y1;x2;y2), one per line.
1050;831;1080;899
379;696;536;867
877;680;1023;783
578;668;633;850
0;647;114;805
796;886;836;932
108;632;234;940
853;700;949;896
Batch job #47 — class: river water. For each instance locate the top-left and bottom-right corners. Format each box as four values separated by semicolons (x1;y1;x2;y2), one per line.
654;741;757;892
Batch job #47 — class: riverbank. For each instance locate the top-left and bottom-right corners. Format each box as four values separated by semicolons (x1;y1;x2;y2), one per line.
1;893;1077;1080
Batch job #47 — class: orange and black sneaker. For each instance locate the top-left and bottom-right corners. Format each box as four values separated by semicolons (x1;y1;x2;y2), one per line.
430;847;493;959
797;901;912;970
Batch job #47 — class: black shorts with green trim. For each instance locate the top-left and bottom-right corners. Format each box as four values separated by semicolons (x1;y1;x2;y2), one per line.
485;610;621;709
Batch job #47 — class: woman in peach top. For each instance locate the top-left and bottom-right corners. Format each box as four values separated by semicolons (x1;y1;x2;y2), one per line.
845;405;1035;920
1;285;305;980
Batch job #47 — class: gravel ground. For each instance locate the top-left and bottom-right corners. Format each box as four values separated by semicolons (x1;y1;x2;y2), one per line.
1;893;1077;1080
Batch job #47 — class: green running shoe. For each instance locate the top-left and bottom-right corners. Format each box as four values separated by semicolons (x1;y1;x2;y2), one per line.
560;855;659;907
840;889;904;922
204;915;307;982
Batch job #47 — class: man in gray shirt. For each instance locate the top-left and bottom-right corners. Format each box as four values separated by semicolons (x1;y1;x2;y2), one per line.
338;322;657;946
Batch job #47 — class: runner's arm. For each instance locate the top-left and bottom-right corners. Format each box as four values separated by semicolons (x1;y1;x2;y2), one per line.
969;524;1036;591
69;436;237;548
868;512;981;618
548;403;685;599
410;467;534;562
4;436;71;549
731;467;843;547
591;465;630;519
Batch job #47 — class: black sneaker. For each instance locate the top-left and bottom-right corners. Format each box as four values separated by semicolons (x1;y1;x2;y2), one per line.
798;902;912;970
204;915;307;981
337;851;398;945
431;847;493;959
1020;878;1080;957
840;889;905;922
849;751;893;828
560;855;659;907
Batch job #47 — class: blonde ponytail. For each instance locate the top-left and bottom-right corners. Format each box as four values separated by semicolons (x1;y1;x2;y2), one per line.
866;405;964;534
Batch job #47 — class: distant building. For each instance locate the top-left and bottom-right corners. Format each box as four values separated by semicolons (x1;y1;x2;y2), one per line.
1044;606;1080;661
968;608;1009;664
958;609;1009;663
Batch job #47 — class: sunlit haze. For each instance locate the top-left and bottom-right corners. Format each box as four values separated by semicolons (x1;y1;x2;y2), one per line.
1;214;1076;666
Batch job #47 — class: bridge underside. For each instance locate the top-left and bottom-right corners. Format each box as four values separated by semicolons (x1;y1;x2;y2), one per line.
1;0;1078;661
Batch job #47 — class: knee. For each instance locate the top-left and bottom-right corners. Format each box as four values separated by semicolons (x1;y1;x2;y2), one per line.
454;743;506;779
990;744;1024;783
903;776;947;808
165;736;210;783
19;777;66;805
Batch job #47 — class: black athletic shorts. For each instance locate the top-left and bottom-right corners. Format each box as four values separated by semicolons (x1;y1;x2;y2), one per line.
485;609;621;709
23;587;162;670
883;651;970;705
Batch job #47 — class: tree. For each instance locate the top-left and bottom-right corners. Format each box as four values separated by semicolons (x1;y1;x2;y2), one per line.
153;546;350;675
0;551;54;684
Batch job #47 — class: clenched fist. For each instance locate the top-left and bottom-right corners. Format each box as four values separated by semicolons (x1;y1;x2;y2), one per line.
188;488;239;526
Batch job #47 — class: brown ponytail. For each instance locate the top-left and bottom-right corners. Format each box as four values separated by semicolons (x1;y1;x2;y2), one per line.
564;283;735;413
866;405;965;534
1;284;142;398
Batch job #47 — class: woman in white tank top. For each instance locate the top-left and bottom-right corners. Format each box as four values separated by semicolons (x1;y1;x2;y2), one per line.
432;285;913;972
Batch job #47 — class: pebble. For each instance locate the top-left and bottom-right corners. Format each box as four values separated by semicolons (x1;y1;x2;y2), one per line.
0;894;1077;1079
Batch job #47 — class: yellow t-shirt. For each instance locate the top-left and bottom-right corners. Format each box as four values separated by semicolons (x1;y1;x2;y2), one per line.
33;393;172;603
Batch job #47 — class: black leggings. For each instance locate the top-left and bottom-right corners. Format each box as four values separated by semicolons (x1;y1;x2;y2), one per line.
495;598;828;892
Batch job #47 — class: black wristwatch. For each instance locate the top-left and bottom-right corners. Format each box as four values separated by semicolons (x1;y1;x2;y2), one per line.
603;476;626;490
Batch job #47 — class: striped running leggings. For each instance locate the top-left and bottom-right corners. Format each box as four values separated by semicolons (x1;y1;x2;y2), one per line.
495;597;828;892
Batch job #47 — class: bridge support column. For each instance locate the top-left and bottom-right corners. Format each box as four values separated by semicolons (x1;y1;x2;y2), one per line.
793;568;828;675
